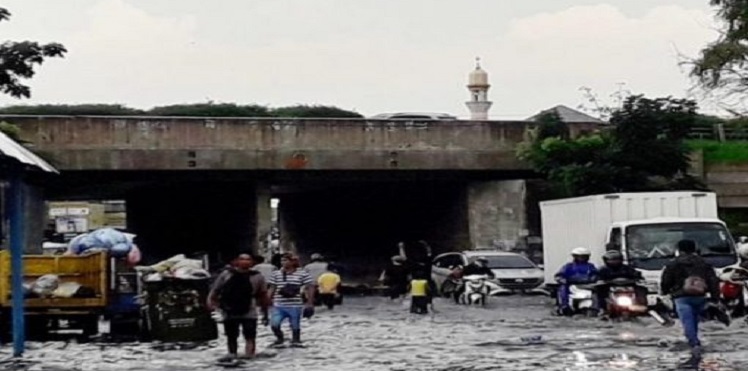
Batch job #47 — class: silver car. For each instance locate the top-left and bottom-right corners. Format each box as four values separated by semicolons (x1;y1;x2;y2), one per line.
432;251;544;294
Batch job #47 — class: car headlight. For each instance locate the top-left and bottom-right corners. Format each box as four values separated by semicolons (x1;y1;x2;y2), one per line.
615;296;634;307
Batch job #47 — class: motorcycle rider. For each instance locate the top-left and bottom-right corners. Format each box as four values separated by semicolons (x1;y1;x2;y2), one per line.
597;250;646;315
555;247;599;316
462;257;496;278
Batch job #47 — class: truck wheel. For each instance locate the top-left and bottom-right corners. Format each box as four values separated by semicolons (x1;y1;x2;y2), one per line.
0;310;10;343
79;315;99;342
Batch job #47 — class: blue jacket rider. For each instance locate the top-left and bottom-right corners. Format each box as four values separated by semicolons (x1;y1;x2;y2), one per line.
555;247;598;315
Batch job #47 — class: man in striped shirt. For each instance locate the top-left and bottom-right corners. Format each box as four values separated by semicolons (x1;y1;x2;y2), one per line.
267;253;315;347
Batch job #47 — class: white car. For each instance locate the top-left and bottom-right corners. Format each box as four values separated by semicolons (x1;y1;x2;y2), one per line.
369;112;457;120
431;251;544;294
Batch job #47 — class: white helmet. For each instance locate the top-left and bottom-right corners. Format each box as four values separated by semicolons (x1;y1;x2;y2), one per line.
571;247;591;256
738;244;748;260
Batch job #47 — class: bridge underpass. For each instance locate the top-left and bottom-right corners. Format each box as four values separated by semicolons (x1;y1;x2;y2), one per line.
39;170;531;273
5;115;582;270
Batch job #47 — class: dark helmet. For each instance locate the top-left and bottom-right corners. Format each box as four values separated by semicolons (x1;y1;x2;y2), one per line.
602;250;623;266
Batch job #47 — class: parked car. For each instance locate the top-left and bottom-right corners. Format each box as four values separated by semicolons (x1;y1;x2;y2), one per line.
431;251;544;294
369;112;457;120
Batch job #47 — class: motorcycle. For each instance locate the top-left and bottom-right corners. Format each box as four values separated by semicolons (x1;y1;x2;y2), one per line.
719;266;748;318
567;283;597;316
458;275;502;305
601;278;648;319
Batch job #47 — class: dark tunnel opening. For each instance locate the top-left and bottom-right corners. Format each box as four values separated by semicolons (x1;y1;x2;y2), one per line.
279;182;470;284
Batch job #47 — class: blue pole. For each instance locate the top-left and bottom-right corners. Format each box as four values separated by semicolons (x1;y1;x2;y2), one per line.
8;174;25;357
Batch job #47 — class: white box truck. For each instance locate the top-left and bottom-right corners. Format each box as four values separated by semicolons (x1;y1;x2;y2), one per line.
540;192;738;299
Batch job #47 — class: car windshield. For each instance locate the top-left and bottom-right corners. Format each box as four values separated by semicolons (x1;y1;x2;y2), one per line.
471;255;536;269
625;222;737;270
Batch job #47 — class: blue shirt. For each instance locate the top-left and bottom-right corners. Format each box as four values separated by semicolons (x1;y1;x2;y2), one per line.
555;262;598;284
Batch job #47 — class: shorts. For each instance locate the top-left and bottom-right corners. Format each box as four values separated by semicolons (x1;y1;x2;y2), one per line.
223;318;257;340
271;306;303;330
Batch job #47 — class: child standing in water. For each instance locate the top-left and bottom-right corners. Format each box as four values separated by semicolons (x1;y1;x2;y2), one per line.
409;270;432;314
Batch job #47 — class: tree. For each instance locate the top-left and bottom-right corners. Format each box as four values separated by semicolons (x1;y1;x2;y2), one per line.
0;8;66;99
148;103;271;117
691;0;748;109
0;104;143;116
533;110;569;141
271;105;362;118
519;95;705;197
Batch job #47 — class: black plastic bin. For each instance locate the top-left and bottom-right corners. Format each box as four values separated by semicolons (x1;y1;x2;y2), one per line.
143;277;217;343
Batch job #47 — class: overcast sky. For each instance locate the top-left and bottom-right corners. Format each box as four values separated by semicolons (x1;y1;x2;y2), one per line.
0;0;721;119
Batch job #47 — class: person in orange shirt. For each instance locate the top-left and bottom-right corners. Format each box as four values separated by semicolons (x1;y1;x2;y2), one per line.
317;267;342;310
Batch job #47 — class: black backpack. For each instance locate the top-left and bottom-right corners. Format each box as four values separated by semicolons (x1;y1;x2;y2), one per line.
219;271;256;316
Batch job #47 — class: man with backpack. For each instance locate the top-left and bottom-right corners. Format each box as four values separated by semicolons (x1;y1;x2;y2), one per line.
208;252;269;360
660;240;720;357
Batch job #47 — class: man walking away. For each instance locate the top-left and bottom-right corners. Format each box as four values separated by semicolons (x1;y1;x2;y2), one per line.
304;253;329;283
660;240;720;358
268;253;315;347
208;252;269;360
317;266;342;310
304;253;328;305
253;255;276;283
381;255;409;300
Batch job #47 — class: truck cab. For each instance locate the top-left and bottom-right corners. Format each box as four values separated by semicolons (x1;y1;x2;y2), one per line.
605;217;738;299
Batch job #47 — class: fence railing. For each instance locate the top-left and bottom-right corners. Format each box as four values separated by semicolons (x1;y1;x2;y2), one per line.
688;124;748;141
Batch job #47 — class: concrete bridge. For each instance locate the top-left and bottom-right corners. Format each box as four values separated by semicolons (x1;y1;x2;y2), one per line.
0;115;592;267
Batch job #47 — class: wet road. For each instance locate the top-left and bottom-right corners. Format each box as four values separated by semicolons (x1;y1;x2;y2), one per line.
2;296;748;371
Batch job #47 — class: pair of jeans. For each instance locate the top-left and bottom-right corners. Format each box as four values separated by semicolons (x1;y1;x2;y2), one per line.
674;296;707;347
270;306;303;330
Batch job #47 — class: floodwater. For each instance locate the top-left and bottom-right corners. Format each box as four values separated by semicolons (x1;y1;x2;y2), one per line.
2;296;748;371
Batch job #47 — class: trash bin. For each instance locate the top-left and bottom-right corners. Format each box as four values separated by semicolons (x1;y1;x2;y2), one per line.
143;278;217;343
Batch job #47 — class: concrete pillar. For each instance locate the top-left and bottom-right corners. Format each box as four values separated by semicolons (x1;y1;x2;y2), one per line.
278;198;298;255
254;183;273;256
23;185;45;254
467;180;527;250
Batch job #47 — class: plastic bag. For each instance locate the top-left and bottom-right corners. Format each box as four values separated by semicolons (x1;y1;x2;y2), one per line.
67;228;133;257
148;254;187;273
170;258;203;272
53;282;82;298
31;274;60;297
126;245;142;266
173;267;210;280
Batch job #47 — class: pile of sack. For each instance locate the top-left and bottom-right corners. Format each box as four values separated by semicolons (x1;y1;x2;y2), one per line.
23;274;96;299
66;228;141;265
136;254;210;281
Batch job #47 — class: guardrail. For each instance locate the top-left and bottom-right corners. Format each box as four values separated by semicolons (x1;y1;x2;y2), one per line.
688;124;748;141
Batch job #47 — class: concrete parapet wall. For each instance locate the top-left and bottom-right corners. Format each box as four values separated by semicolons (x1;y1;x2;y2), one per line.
5;116;598;171
706;163;748;208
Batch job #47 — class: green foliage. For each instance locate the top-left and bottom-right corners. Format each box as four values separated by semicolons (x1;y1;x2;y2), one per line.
0;104;143;116
533;110;569;140
519;95;705;197
0;8;66;98
0;121;21;141
271;105;363;118
0;103;363;118
148;103;271;117
688;139;748;164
